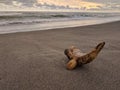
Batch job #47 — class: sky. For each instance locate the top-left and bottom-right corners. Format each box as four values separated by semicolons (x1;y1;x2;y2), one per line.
0;0;120;11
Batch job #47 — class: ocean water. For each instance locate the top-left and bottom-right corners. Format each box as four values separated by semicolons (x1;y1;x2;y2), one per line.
0;11;120;34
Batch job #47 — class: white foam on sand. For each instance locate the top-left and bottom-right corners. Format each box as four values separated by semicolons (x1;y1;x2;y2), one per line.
0;16;120;34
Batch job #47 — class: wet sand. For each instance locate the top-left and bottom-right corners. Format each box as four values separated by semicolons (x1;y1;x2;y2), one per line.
0;21;120;90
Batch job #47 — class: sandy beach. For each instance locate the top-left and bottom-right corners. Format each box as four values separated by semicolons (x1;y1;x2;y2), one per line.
0;21;120;90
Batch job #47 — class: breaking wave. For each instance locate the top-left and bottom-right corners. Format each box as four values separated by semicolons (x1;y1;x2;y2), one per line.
0;11;120;26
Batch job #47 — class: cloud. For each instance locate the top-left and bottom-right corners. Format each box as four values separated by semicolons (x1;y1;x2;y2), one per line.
101;2;120;10
0;0;120;11
37;0;104;10
85;0;120;4
0;0;37;7
17;0;37;7
35;2;77;10
0;3;21;11
12;1;22;7
0;0;39;11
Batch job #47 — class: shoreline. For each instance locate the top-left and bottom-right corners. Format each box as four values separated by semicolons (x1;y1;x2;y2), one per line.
0;20;120;35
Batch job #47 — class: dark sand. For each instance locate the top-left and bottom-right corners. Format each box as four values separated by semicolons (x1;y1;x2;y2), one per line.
0;21;120;90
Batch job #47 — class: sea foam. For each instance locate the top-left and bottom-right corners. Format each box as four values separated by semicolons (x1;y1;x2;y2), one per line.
0;11;120;34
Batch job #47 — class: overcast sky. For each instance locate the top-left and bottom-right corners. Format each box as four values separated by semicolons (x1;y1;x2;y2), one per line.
0;0;120;11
